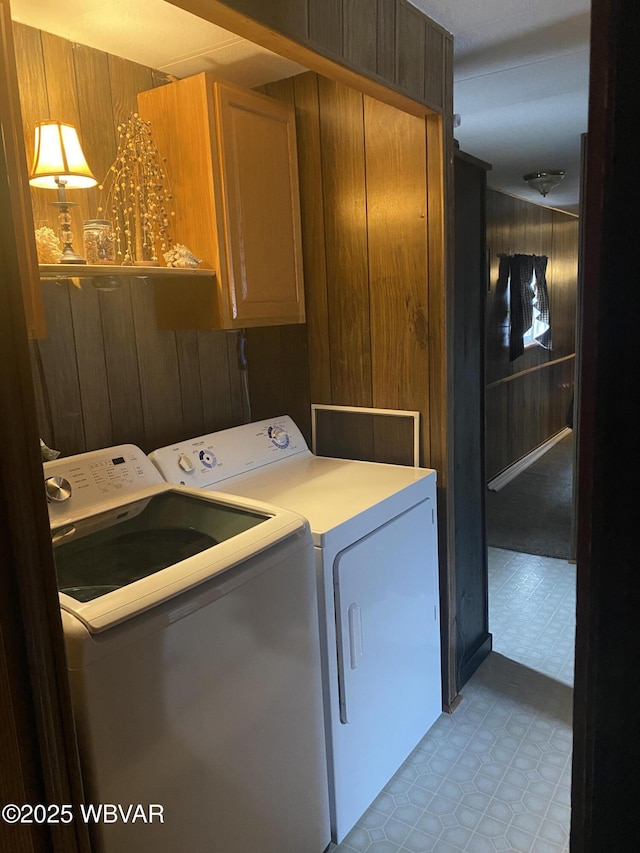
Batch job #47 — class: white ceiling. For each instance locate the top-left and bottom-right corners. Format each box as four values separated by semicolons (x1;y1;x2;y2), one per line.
10;0;590;213
412;0;590;213
9;0;306;86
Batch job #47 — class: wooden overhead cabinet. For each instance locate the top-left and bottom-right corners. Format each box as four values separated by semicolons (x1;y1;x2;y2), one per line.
138;74;305;330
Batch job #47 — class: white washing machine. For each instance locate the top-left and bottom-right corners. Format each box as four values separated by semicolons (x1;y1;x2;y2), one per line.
44;444;330;853
150;416;442;842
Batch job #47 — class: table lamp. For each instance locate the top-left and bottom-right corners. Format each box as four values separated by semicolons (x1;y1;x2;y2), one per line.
29;121;97;264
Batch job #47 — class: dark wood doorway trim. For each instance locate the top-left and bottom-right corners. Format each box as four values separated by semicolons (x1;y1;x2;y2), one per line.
0;2;90;850
571;0;640;848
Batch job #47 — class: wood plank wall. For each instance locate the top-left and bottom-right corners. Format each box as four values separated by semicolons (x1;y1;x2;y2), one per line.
246;72;432;466
13;23;246;456
177;0;451;113
485;190;579;480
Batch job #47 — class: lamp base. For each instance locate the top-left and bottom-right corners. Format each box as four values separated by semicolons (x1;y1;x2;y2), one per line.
50;196;87;264
59;246;87;264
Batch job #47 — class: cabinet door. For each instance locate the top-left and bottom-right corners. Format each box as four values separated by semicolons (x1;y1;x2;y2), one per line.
0;1;45;337
214;82;305;326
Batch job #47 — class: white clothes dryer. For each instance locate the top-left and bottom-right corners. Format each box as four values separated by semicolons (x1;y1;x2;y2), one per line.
44;444;330;853
150;416;442;842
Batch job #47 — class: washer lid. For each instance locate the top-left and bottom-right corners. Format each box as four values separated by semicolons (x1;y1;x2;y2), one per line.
52;486;307;633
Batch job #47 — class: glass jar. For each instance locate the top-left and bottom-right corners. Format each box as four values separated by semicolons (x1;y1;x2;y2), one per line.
83;220;115;265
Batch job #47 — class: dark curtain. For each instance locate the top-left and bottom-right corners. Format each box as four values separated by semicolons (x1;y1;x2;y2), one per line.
507;253;552;361
533;255;552;350
508;254;534;360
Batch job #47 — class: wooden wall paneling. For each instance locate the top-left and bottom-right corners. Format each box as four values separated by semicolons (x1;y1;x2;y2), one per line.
35;283;85;454
293;72;332;405
551;212;580;356
506;373;527;464
213;0;308;39
12;23;49;228
72;42;118;221
28;341;53;446
485;192;510;384
197;330;236;431
129;281;183;450
40;32;87;248
170;0;440;120
507;368;546;463
65;45;117;451
225;331;246;425
544;360;558;437
485;384;510;480
175;329;206;439
260;76;295;103
539;204;554;258
314;408;376;461
279;324;312;438
66;283;112;451
343;0;377;74
376;0;396;81
424;25;445;109
308;0;343;56
548;358;575;434
563;358;575;430
506;192;526;258
108;53;154;125
99;281;146;448
521;199;545;256
245;326;311;434
396;0;425;100
363;96;429;440
317;77;372;407
245;326;286;420
372;415;415;466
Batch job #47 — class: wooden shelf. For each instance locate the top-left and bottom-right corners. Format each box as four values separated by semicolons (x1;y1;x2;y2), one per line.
38;264;214;279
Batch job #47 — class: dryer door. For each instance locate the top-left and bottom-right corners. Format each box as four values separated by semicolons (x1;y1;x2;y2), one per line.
332;498;441;831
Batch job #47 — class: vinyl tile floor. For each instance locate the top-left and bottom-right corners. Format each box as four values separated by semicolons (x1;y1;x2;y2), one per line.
330;547;576;853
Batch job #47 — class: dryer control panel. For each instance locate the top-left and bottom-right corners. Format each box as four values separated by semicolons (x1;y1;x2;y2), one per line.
44;444;164;524
150;415;309;488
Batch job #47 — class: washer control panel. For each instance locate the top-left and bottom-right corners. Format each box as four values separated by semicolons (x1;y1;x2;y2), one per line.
44;444;164;523
150;415;308;488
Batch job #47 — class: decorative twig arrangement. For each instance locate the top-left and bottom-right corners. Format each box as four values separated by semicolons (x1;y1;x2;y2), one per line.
98;113;174;264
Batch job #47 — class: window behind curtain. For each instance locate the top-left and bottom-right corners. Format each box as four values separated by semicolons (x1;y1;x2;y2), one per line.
505;253;552;361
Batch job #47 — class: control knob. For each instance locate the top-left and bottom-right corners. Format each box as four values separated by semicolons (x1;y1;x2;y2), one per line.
45;476;72;503
269;427;290;449
178;453;195;473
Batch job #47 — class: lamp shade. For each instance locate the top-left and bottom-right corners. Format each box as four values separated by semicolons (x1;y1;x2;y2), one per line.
29;121;97;189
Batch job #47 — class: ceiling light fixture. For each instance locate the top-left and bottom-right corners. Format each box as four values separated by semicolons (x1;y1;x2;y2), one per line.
523;170;566;198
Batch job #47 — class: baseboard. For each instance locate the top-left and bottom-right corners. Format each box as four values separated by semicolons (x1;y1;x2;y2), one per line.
487;427;572;492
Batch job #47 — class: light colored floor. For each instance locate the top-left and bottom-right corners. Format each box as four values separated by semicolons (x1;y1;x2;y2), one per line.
330;547;576;853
